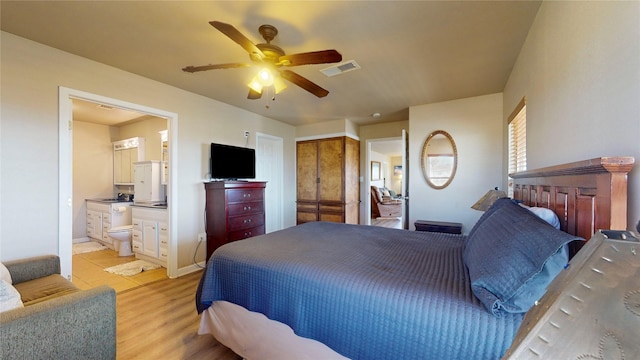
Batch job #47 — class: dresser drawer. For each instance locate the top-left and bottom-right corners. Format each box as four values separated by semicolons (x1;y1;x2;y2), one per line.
319;203;345;213
228;213;265;231
227;189;264;203
297;202;318;211
228;225;265;241
228;201;264;216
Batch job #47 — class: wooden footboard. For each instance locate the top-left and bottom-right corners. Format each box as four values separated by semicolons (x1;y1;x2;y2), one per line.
510;157;634;251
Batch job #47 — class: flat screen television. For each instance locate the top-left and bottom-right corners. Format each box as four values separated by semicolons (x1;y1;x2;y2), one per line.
210;143;256;180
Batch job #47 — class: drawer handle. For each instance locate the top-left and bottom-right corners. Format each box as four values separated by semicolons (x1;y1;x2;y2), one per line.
244;231;252;237
243;206;252;211
243;219;252;224
243;193;251;198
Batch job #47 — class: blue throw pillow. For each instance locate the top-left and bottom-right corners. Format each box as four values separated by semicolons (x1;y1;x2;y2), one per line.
463;198;582;317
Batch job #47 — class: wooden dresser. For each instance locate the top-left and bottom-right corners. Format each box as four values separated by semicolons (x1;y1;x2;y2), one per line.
204;181;266;260
296;136;360;224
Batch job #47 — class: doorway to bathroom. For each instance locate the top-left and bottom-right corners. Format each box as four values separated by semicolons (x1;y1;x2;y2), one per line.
58;87;178;279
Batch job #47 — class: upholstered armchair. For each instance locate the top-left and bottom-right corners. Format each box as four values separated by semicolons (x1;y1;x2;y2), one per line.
371;185;402;218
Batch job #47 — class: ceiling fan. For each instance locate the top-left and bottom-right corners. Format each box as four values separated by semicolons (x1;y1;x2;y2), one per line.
182;21;342;99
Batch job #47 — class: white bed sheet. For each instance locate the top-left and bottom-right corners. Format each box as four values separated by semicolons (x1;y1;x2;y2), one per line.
198;300;349;360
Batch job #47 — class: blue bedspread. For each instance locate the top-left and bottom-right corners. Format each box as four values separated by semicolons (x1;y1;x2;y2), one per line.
196;222;523;359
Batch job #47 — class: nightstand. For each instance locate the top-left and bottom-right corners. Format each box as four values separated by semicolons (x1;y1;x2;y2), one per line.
414;220;462;234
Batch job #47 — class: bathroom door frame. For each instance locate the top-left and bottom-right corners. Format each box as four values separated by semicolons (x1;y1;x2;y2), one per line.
58;87;179;279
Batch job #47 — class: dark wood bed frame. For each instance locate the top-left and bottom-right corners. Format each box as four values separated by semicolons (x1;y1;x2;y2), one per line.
511;156;634;252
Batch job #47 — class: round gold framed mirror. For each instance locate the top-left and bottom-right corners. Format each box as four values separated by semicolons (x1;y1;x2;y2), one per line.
420;130;458;189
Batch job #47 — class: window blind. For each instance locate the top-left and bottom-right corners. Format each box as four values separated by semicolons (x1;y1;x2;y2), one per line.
508;98;527;174
508;98;526;197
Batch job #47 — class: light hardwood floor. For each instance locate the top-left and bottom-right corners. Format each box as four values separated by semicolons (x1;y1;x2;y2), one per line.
72;247;240;359
371;217;403;229
72;246;167;292
116;271;240;359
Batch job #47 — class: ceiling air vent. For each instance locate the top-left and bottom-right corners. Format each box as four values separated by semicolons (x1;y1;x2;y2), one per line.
320;60;360;77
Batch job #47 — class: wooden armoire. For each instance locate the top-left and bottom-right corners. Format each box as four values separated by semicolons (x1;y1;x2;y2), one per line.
296;136;360;224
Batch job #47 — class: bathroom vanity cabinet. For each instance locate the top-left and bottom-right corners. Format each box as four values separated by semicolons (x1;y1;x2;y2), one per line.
86;200;132;245
131;206;167;266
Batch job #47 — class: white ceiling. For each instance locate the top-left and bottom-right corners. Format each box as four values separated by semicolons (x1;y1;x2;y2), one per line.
72;98;150;126
1;1;541;127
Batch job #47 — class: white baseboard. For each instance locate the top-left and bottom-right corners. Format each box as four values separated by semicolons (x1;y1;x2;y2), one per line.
176;262;206;278
73;236;91;244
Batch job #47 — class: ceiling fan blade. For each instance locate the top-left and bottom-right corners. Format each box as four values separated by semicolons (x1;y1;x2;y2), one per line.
209;21;265;61
279;70;329;98
279;50;342;66
247;88;262;100
182;63;251;73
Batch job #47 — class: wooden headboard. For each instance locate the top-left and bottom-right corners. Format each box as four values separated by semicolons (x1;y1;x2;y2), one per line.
510;156;634;248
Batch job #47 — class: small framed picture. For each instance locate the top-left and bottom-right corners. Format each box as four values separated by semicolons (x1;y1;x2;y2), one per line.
371;161;381;181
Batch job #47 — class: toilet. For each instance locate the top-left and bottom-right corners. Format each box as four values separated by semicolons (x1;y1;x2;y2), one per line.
107;225;133;256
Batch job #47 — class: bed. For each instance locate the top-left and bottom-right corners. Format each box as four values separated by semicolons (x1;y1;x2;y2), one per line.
195;156;633;359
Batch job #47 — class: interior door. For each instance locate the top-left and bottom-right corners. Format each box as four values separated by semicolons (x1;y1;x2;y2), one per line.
402;129;410;229
256;133;284;233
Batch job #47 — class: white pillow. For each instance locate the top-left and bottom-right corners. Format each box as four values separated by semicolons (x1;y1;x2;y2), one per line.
0;262;12;284
0;279;23;313
519;204;561;229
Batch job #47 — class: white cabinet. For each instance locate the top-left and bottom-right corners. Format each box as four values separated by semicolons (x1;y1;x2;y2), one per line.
133;161;165;203
101;212;112;243
158;222;168;261
132;218;143;253
113;137;145;185
86;201;132;245
86;209;103;241
142;221;158;258
114;147;136;183
131;207;167;265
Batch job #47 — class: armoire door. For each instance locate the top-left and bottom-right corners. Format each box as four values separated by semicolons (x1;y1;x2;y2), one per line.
296;141;318;202
318;138;344;202
296;140;319;223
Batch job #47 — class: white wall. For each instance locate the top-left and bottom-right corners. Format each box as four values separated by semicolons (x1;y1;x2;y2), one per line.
0;32;296;269
369;150;388;189
409;93;503;233
117;116;167;161
295;119;359;140
389;156;403;195
503;1;640;231
73;121;115;240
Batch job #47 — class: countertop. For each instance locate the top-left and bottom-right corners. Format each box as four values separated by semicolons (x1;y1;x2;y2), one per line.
131;203;168;209
86;198;133;204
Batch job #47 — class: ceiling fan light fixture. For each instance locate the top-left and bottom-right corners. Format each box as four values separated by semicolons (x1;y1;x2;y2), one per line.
190;21;341;98
257;68;274;86
273;76;287;94
249;68;287;95
247;78;263;94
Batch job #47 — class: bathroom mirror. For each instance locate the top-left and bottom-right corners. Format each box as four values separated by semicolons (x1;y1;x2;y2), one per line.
421;130;457;189
159;129;168;184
